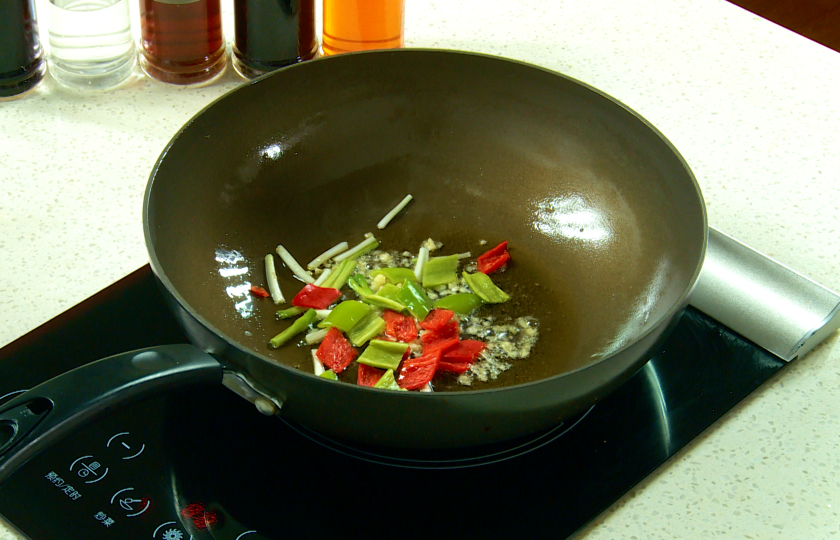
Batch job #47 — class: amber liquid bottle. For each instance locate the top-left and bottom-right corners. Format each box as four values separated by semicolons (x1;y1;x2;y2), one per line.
139;0;227;85
233;0;318;79
322;0;404;56
0;0;46;98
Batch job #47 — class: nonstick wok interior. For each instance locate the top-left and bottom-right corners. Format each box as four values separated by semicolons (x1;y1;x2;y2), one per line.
145;50;705;446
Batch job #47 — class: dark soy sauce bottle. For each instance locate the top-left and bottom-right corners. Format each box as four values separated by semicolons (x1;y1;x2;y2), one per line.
0;0;46;99
232;0;318;79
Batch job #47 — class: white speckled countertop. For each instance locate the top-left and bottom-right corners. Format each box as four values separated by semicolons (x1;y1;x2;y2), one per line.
1;0;839;538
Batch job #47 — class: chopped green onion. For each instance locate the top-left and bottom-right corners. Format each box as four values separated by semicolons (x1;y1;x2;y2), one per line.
463;272;510;303
312;267;332;286
414;246;429;281
373;369;401;390
320;258;357;290
277;306;305;319
312;350;325;376
376;194;413;229
314;309;331;319
276;245;315;283
269;308;317;348
346;311;387;347
433;293;484;314
333;235;378;262
358;340;409;370
308;241;349;269
397;279;434;320
317;300;371;332
422;254;460;288
319;370;338;380
369;267;418;283
305;328;329;345
264;254;285;305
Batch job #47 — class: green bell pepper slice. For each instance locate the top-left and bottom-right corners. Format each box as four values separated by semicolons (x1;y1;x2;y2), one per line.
369;267;418;283
463;272;510;303
357;339;409;370
422;254;460;288
319;370;338;380
433;293;484;314
397;279;434;320
347;311;387;347
269;308;317;348
373;368;401;390
317;300;371;332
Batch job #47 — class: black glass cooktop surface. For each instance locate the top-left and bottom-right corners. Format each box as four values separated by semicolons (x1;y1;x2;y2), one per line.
0;266;786;539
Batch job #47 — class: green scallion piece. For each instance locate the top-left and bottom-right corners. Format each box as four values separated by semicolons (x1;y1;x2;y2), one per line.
433;293;485;314
277;306;306;319
360;283;406;311
358;340;409;370
373;368;401;390
320;259;356;290
317;300;371;332
269;308;317;348
422;254;460;288
463;272;510;303
347;311;387;347
369;267;418;283
397;279;434;320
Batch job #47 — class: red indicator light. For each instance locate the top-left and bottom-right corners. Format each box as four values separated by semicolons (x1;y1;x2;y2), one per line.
180;502;222;530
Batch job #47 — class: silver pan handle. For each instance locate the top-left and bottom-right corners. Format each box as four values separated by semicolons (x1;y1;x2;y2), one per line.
690;227;840;361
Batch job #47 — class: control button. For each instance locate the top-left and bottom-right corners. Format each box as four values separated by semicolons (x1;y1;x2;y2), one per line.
110;487;150;517
69;455;109;484
106;431;146;460
153;521;193;540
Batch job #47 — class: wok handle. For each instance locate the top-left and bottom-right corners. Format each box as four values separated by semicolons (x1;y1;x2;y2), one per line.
0;344;223;484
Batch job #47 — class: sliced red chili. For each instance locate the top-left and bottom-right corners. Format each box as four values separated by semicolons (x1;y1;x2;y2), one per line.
437;360;471;374
477;241;511;274
357;363;385;387
441;339;486;363
419;308;455;331
292;283;342;309
249;285;270;298
398;351;440;390
382;309;418;343
316;327;357;374
421;319;460;351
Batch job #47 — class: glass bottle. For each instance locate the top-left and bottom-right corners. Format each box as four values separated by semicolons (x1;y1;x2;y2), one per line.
47;0;136;90
0;0;46;99
232;0;318;79
138;0;227;85
322;0;404;56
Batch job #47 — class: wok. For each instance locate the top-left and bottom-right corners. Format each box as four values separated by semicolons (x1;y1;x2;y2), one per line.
0;50;705;478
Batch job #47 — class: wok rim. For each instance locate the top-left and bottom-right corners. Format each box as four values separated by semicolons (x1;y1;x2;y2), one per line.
142;48;708;397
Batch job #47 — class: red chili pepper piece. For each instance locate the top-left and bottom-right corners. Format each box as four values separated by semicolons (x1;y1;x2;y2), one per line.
419;308;455;331
357;363;385;387
249;285;271;298
292;283;342;309
316;327;357;374
398;351;440;390
382;309;418;343
421;319;460;350
441;339;486;363
477;241;511;274
437;360;471;374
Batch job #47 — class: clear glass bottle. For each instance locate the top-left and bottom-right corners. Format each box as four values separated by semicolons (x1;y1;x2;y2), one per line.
322;0;404;56
0;0;46;99
139;0;227;85
232;0;318;79
48;0;136;90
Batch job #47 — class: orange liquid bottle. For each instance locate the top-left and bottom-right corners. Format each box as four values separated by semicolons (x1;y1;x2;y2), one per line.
322;0;404;56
